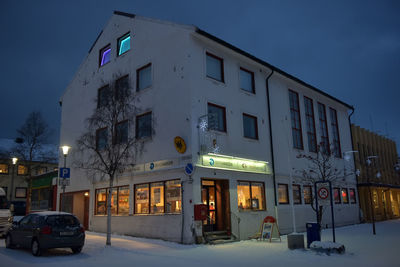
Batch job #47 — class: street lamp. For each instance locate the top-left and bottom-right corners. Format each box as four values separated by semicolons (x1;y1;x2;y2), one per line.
60;145;70;211
9;157;18;201
366;155;379;235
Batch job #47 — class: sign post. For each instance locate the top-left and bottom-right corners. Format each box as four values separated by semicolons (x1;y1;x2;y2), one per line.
315;180;336;243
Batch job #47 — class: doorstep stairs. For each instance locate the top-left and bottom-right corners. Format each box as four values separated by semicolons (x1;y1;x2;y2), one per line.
204;231;237;245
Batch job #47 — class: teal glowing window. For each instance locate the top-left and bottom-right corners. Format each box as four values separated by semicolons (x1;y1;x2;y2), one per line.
118;33;130;56
99;44;111;66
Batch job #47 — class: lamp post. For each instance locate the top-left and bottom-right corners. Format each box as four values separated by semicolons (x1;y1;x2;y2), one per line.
60;145;70;212
366;155;378;235
9;157;18;201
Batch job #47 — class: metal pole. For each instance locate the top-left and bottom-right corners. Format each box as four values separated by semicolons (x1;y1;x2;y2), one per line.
366;162;376;235
329;181;336;242
61;154;67;212
10;164;16;201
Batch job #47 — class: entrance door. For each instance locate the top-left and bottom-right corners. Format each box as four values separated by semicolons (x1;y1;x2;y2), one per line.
201;180;217;232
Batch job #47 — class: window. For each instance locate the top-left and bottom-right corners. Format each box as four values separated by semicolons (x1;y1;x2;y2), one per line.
15;187;27;198
304;97;317;152
206;52;224;82
114;120;128;144
349;188;357;204
243;113;258;139
34;166;47;175
292;184;302;204
17;165;28;175
99;44;111;66
0;164;9;174
341;188;349;204
237;181;265;211
95;186;129;215
318;103;330;154
303;185;312;204
136;63;152;91
97;85;111;108
289;90;303;149
278;184;289;204
334;188;341;204
115;75;130;100
117;33;130;56
96;127;108;150
134;180;181;214
329;108;341;157
240;67;255;93
136;112;152;139
208;103;226;132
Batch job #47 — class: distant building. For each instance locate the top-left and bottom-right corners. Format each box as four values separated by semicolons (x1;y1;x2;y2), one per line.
351;125;400;221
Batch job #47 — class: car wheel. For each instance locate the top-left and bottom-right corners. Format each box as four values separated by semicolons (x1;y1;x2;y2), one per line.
71;246;83;254
5;234;14;249
31;239;42;256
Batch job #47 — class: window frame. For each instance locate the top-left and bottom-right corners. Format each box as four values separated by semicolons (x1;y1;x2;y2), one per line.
289;90;304;149
303;185;313;204
99;44;111;67
114;120;129;145
0;163;9;174
97;85;110;108
115;74;130;100
17;164;28;176
206;52;224;83
207;102;227;133
278;183;289;204
318;102;330;154
136;63;152;92
292;184;302;205
15;187;27;198
94;185;130;216
242;113;258;140
135;111;152;139
329;107;341;157
237;180;266;211
304;96;317;153
349;188;357;204
333;187;341;204
117;32;131;56
96;127;108;151
239;67;255;93
341;188;349;204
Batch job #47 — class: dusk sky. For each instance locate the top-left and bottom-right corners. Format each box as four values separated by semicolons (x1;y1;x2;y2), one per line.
1;0;399;151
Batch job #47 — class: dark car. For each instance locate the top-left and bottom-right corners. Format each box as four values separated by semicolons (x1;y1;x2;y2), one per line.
4;211;85;256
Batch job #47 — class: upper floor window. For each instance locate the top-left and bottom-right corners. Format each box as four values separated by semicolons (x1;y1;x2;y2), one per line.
96;127;108;151
99;44;111;67
206;52;224;82
243;113;258;139
115;75;130;100
117;33;131;56
207;103;226;132
0;163;9;174
292;184;302;204
97;85;111;108
237;181;265;211
114;120;128;144
240;67;255;93
304;96;317;152
278;184;289;204
136;63;152;91
289;90;303;149
318;103;330;154
136;112;152;139
329;108;341;157
17;165;28;175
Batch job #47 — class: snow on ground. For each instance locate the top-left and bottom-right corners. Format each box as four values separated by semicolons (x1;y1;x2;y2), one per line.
0;219;399;267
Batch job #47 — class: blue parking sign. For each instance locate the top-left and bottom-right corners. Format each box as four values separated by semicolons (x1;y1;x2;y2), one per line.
60;168;70;178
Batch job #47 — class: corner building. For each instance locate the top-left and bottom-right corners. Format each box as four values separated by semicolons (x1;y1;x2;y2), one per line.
58;11;359;243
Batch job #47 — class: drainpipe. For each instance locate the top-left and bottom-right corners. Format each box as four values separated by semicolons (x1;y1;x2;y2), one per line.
181;181;185;244
265;70;277;210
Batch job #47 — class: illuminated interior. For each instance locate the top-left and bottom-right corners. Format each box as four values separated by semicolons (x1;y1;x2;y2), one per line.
118;35;130;55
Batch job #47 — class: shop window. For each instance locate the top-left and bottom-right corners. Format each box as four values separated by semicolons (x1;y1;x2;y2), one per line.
97;85;111;108
136;112;152;139
99;44;111;67
115;75;130;100
243;113;258;139
292;184;302;204
240;67;255;93
114;120;128;144
303;185;312;204
206;52;224;82
165;180;181;213
110;188;118;215
95;186;130;215
0;163;9;174
289;90;303;149
117;33;130;56
95;189;107;215
208;103;226;132
17;165;28;175
278;184;289;204
349;188;356;204
15;187;27;198
96;127;108;150
135;184;149;214
318;103;330;154
329;108;341;157
237;181;265;211
341;188;349;204
304;96;317;152
136;63;152;91
334;188;341;204
118;186;130;215
151;182;164;214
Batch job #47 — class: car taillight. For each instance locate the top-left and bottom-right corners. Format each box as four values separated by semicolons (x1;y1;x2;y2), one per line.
79;226;85;233
40;225;52;235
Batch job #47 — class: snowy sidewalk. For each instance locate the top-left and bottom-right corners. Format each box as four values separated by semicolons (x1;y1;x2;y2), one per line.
0;219;399;267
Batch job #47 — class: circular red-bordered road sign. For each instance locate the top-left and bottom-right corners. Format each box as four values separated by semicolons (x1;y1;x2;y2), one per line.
318;187;329;199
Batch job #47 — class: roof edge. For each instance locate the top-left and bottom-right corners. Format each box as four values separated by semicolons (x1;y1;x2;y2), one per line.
113;10;136;18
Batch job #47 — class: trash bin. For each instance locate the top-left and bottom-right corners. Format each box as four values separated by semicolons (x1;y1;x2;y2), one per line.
306;222;321;248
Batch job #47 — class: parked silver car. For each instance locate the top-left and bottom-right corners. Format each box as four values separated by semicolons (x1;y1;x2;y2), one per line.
5;211;85;256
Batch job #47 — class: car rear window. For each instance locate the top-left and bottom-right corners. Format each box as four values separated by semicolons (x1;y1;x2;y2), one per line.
46;215;79;226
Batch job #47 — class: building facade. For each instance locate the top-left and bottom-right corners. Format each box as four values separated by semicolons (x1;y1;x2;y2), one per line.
351;124;400;221
58;11;359;243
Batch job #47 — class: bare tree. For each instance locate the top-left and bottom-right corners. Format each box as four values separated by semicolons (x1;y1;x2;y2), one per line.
75;76;146;246
14;111;54;213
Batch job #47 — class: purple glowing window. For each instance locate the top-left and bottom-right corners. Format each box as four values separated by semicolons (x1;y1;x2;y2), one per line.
100;45;111;66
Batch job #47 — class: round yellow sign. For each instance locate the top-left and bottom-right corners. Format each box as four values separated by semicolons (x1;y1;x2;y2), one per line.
174;136;186;154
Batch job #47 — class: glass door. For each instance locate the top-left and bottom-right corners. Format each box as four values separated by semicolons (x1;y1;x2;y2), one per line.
201;180;217;232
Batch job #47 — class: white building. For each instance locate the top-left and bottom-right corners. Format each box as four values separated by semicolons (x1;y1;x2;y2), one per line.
58;11;359;243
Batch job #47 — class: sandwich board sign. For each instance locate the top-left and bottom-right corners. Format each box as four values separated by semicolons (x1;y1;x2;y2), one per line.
261;216;281;242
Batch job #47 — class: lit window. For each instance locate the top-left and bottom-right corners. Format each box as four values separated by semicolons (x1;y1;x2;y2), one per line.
208;103;226;132
35;166;47;175
96;128;108;150
135;184;149;214
206;52;224;82
292;184;302;204
0;164;9;174
303;185;312;204
334;188;341;204
99;44;111;66
118;186;130;215
165;180;181;213
240;68;255;93
289;90;303;149
349;188;357;204
341;188;349;204
110;188;118;215
136;112;152;139
117;33;130;56
318;103;330;154
15;187;27;198
243;113;258;139
95;189;107;215
330;108;341;157
237;181;265;211
151;182;164;214
17;165;28;175
304;96;317;152
136;63;152;91
95;186;129;215
114;121;128;144
278;184;289;204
